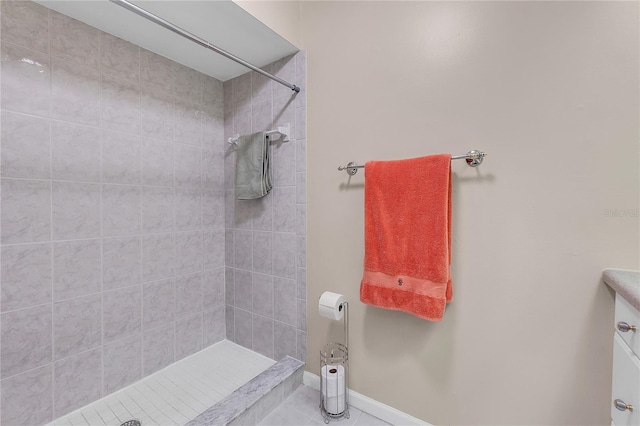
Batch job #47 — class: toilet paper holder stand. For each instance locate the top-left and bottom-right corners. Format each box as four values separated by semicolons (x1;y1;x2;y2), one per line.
320;301;349;423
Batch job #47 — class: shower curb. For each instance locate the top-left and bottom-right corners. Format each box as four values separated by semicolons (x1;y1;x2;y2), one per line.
186;356;305;426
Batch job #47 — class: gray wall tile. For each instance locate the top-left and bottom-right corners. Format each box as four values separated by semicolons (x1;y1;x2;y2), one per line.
272;141;296;187
272;233;296;280
143;278;175;330
50;10;100;69
103;334;142;395
175;313;203;360
101;73;140;134
203;268;225;308
51;58;101;127
175;143;202;188
1;42;50;117
101;33;139;81
2;243;52;311
53;348;102;418
1;304;52;378
174;99;201;146
252;231;272;275
296;205;306;236
141;138;174;186
175;188;202;231
202;190;225;230
0;364;53;426
142;234;175;282
1;111;51;179
53;239;100;302
51;121;101;182
252;273;273;318
297;298;306;331
54;294;101;359
234;269;252;312
202;148;224;189
296;330;306;362
225;267;235;306
233;106;251;136
252;195;273;231
141;88;175;141
234;229;252;271
143;323;175;375
141;49;174;95
204;305;225;346
225;229;234;266
202;109;224;150
234;308;252;349
204;230;225;270
274;277;296;326
297;268;306;300
101;184;141;237
102;237;141;291
173;63;201;104
1;179;51;244
274;322;296;361
252;315;274;359
232;72;251;110
202;75;224;113
297;236;307;268
142;187;174;233
295;139;307;172
0;0;49;53
103;285;142;343
52;182;101;239
176;272;203;319
101;130;141;185
175;231;203;275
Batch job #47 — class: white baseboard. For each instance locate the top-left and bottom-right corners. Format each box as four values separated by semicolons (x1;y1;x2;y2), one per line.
303;371;431;426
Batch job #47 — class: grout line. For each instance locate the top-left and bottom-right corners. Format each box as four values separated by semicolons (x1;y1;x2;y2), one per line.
48;8;57;414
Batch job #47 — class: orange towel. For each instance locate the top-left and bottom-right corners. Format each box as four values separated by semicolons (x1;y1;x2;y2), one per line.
359;154;452;321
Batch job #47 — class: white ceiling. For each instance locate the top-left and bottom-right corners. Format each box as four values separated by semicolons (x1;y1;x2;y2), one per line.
34;0;299;82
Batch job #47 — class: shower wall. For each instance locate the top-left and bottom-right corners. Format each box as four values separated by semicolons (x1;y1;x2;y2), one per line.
223;53;307;362
0;1;226;424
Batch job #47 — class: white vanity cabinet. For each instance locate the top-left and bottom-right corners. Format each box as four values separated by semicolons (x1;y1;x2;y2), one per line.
611;294;640;426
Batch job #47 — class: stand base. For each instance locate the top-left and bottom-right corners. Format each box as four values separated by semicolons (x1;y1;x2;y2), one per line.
319;401;350;424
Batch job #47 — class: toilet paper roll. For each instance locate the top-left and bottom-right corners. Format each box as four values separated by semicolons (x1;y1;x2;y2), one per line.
321;365;345;397
321;365;346;414
319;291;345;320
324;394;346;415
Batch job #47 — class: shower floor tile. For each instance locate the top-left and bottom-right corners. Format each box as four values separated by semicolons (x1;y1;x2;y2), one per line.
49;340;275;426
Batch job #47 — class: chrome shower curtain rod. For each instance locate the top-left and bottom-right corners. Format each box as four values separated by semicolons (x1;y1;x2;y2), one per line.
108;0;301;93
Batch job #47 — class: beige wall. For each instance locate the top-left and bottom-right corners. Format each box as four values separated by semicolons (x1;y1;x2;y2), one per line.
233;0;301;48
301;1;639;425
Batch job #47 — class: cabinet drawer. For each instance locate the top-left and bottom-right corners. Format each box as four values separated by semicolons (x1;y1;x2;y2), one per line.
615;294;640;358
612;333;640;426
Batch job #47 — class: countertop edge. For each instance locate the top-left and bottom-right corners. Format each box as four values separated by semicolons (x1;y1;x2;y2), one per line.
603;268;640;311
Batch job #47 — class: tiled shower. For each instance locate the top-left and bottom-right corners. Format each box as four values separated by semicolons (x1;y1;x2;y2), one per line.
0;1;306;424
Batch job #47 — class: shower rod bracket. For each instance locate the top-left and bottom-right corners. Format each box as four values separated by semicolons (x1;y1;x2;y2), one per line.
337;150;487;175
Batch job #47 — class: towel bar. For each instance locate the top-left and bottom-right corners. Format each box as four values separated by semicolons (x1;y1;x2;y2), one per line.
337;150;487;175
228;123;291;145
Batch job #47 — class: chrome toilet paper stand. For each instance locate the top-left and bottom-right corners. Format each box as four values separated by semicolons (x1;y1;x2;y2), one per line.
320;302;349;423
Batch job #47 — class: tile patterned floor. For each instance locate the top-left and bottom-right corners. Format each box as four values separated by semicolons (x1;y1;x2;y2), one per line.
259;385;391;426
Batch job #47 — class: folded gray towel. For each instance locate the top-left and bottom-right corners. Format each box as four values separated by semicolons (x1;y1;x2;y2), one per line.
235;131;272;200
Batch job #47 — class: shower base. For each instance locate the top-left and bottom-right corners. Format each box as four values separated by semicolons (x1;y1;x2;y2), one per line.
48;340;303;426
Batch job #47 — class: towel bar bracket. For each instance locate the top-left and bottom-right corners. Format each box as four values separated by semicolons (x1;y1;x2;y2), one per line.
344;162;358;176
464;150;485;167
